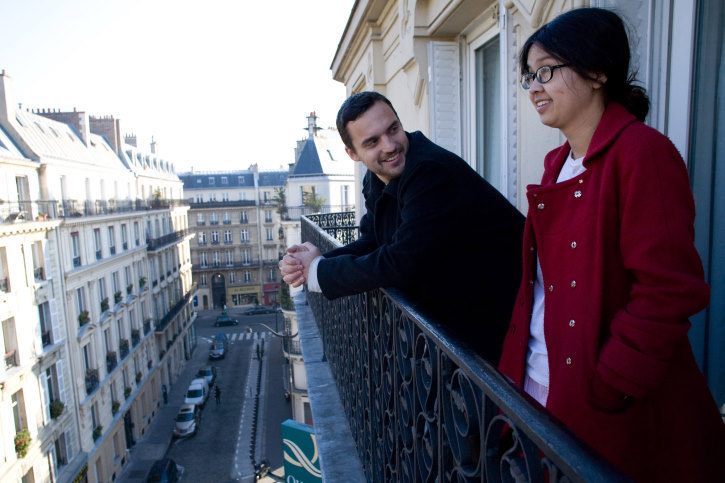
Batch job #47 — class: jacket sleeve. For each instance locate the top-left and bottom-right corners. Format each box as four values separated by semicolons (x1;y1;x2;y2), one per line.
316;161;462;299
594;130;710;401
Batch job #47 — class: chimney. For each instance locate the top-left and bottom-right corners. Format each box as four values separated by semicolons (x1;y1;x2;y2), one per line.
150;136;157;154
304;111;322;138
125;133;137;147
0;69;16;125
37;109;91;146
90;115;122;154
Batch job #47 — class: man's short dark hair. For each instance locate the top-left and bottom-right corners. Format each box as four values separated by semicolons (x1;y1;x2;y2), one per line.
336;91;399;151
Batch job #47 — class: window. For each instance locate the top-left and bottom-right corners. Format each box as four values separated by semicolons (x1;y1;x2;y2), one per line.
240;211;248;224
266;228;273;241
200;252;208;267
221;176;228;185
244;270;251;282
210;213;219;225
268;268;275;282
301;186;315;205
11;390;26;432
212;252;220;267
121;224;128;250
211;231;219;244
197;213;205;226
39;302;53;347
150;259;156;283
222;193;229;202
263;191;270;202
224;230;232;243
76;287;87;313
238;176;245;184
196;194;203;203
200;274;207;286
71;232;81;267
226;251;233;266
125;266;131;288
473;35;502;190
108;226;116;255
240;229;249;242
342;185;350;209
229;272;236;284
223;212;231;224
2;318;18;368
112;271;120;294
209;193;217;202
239;192;247;201
54;432;70;468
0;247;8;292
94;229;102;260
98;277;107;304
265;210;273;223
134;222;140;246
242;249;251;264
199;232;207;245
208;177;215;185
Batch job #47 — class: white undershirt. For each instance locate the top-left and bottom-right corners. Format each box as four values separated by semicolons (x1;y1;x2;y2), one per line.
526;151;586;389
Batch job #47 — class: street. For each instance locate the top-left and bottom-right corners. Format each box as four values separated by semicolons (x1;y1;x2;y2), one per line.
119;308;291;482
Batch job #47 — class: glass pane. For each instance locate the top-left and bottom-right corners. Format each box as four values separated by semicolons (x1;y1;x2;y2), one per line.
475;35;501;189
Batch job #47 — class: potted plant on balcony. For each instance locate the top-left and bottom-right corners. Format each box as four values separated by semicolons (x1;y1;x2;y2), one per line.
112;400;120;415
78;310;90;326
50;400;65;419
92;425;103;441
114;291;122;304
14;429;31;458
139;276;147;288
136;371;142;383
127;283;133;294
100;297;109;312
124;386;132;399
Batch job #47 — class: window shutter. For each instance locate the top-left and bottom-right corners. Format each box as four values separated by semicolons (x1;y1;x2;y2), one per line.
50;299;62;345
428;41;462;156
57;360;66;404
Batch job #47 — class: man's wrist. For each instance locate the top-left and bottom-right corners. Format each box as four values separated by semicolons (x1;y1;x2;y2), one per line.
306;256;324;293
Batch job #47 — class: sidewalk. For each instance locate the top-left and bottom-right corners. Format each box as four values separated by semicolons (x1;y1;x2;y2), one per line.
118;358;199;482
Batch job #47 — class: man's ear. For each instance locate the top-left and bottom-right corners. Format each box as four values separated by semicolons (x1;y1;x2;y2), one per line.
345;146;360;162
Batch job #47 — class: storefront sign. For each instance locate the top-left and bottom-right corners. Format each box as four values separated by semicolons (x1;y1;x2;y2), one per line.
281;419;321;482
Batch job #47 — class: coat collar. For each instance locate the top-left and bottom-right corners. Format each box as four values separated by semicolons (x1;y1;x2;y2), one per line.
541;102;638;184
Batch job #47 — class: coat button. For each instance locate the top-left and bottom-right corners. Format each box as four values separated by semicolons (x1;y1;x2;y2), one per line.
566;357;572;365
569;319;575;327
574;190;582;198
570;241;577;249
530;246;535;251
578;179;583;184
548;285;554;292
537;203;545;210
570;280;577;288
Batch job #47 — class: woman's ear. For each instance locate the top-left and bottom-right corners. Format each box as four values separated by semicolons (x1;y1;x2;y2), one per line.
590;72;607;90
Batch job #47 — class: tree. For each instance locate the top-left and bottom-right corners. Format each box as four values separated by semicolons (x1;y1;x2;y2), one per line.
272;187;288;220
303;192;327;213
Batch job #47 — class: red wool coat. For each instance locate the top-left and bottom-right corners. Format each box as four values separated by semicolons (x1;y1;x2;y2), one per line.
498;103;725;481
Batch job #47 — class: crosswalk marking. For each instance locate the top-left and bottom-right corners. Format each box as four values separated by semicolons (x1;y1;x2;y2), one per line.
225;331;268;341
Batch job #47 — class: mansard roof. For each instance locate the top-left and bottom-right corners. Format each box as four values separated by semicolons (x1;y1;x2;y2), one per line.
290;132;352;178
0;124;24;160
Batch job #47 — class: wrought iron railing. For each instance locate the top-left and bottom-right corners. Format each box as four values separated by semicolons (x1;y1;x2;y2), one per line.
0;277;8;292
301;215;626;482
155;286;195;332
119;339;130;359
0;198;189;224
283;338;302;356
147;229;190;251
131;329;141;346
284;204;356;222
85;368;100;395
106;351;118;373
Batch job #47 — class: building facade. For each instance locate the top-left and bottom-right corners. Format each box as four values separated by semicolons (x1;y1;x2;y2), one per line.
331;0;725;410
179;168;287;310
0;70;196;483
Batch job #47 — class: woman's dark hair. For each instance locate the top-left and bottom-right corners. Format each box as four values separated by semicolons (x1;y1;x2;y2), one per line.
336;91;399;151
519;7;649;121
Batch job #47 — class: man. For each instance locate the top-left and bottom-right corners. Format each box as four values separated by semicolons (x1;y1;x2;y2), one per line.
280;91;523;362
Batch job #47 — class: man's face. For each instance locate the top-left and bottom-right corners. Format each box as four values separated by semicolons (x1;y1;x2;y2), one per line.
344;101;408;184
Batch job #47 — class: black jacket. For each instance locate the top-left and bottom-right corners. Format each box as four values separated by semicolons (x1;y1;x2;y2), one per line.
317;131;524;362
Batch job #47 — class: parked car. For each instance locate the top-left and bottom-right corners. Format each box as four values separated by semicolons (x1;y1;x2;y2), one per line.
215;315;239;326
172;403;200;438
146;458;183;482
196;366;217;386
209;334;228;360
242;305;278;315
184;378;209;407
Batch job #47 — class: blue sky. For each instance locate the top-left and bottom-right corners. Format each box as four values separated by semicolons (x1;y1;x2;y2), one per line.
0;0;354;172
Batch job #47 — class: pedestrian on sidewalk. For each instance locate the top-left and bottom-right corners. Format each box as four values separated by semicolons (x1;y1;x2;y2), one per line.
215;385;221;405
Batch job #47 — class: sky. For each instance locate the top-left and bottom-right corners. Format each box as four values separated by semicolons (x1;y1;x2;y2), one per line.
0;0;355;173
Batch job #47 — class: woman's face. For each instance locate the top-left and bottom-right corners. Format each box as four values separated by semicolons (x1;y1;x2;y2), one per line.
525;43;605;140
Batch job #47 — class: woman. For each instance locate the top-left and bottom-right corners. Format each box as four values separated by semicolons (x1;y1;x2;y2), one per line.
498;8;725;481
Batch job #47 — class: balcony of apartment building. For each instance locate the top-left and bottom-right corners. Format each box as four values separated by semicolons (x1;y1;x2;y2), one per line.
189;199;257;209
192;260;260;272
146;229;190;252
297;213;627;481
0;198;189;223
154;284;197;333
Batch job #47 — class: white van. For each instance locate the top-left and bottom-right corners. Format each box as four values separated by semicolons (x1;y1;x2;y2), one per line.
184;378;209;408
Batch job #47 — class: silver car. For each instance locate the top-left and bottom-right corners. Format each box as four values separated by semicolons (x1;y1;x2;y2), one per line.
172;403;200;438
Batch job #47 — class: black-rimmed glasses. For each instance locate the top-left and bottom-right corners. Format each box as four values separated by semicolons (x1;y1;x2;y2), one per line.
520;64;570;89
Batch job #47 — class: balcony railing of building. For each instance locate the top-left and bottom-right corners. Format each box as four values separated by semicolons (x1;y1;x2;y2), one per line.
41;330;52;347
0;277;9;292
33;266;44;282
155;285;196;333
283;204;356;222
106;351;118;373
131;329;141;347
4;349;17;370
300;214;626;482
85;368;99;395
147;229;190;251
119;339;130;359
192;261;260;271
189;200;257;209
0;199;189;224
283;338;301;356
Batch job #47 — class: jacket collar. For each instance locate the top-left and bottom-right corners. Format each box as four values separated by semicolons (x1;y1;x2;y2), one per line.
542;102;637;182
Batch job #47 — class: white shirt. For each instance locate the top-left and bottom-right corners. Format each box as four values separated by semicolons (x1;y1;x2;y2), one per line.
306;256;324;292
526;151;586;388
